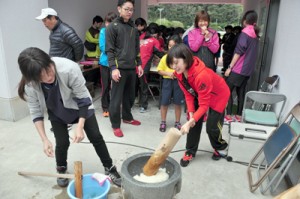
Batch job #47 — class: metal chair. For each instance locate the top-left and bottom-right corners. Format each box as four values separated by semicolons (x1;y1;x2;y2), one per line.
247;102;300;194
242;91;286;126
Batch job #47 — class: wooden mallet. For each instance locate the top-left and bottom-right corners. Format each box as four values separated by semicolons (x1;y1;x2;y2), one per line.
18;161;83;199
143;128;182;176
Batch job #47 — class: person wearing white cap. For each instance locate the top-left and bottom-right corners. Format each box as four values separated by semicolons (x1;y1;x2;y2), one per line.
36;8;84;62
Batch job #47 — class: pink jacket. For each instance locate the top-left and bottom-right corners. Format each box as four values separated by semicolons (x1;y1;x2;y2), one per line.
188;27;219;54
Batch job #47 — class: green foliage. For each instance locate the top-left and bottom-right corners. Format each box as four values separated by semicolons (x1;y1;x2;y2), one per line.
155;18;184;28
148;4;243;31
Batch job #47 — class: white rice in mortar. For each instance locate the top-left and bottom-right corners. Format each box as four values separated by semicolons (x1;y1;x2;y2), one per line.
133;168;169;183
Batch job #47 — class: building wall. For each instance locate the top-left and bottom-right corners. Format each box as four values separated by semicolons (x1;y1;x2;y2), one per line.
48;0;141;44
0;0;49;121
269;0;300;118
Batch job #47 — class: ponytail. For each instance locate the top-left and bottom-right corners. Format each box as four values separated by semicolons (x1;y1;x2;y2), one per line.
18;77;27;101
242;10;260;37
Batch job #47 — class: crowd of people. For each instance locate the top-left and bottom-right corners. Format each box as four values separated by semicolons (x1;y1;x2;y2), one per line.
17;0;259;188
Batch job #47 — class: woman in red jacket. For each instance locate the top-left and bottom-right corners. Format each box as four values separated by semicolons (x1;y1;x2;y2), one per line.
166;44;230;167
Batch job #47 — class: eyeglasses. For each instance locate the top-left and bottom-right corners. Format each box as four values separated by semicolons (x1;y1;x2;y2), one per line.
123;7;134;13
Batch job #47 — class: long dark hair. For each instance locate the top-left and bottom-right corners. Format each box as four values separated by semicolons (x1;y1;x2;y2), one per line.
18;47;54;101
242;10;260;37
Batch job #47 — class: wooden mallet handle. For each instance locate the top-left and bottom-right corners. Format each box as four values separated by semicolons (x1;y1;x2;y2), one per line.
74;161;83;199
143;128;182;176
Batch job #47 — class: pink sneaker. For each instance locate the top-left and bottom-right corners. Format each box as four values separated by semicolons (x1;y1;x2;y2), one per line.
113;128;124;137
123;119;141;126
234;115;242;122
224;115;234;124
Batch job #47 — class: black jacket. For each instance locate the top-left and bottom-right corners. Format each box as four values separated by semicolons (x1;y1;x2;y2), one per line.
105;16;141;70
49;20;84;62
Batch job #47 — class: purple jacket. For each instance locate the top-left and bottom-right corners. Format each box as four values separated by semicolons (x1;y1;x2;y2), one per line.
232;25;259;77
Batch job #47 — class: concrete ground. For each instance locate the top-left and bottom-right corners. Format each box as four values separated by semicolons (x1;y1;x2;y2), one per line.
0;90;287;199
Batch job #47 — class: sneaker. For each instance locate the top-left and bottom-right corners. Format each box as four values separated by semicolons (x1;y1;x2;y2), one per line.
139;107;147;113
56;166;69;187
105;165;122;187
123;119;141;126
174;122;181;130
103;111;109;117
113;128;124;137
159;121;166;132
212;147;228;161
180;152;194;167
234;115;241;122
224;115;234;124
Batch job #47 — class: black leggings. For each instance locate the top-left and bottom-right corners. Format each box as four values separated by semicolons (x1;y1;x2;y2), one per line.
226;75;249;115
186;109;228;155
51;114;113;168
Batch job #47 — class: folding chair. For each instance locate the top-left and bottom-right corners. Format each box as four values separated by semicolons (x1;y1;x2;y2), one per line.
242;91;286;126
253;75;280;111
259;75;279;93
247;102;300;194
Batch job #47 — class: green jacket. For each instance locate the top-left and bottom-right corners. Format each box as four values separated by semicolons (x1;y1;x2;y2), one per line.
85;27;100;58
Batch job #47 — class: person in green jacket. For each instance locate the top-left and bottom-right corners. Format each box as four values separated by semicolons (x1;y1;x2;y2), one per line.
85;16;103;58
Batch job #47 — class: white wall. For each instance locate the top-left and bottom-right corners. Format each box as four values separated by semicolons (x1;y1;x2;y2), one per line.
48;0;142;44
269;0;300;117
0;0;49;121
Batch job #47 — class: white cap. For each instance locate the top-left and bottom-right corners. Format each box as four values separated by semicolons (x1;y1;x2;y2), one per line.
36;8;57;20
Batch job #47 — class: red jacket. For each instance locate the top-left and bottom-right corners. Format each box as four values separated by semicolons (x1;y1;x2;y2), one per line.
175;57;230;122
140;37;162;70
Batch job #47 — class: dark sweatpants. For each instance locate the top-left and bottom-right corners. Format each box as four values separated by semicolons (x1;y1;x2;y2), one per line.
139;73;149;109
186;109;228;155
51;114;113;168
109;69;136;128
100;66;111;112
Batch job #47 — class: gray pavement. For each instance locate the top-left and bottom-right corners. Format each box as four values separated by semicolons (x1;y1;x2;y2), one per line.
0;91;280;199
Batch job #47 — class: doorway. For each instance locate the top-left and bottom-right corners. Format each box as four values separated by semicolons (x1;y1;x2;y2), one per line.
248;0;280;91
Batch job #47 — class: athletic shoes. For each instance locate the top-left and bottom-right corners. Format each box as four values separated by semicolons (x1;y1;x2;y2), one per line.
224;115;234;124
139;107;147;113
123;119;141;126
103;111;109;117
234;115;242;122
159;121;166;132
113;128;124;137
212;147;228;160
56;166;69;187
105;165;122;187
174;122;182;130
180;152;194;167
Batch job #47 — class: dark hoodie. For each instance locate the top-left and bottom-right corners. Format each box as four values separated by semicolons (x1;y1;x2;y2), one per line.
105;16;142;70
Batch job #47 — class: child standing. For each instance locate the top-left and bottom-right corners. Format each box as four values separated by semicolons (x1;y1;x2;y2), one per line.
224;10;260;122
138;27;164;112
99;12;117;117
157;35;184;132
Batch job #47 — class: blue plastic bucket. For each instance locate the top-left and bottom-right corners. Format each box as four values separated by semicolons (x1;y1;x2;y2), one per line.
67;174;110;199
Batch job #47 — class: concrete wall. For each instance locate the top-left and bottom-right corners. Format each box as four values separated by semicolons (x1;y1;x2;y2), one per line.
48;0;141;44
0;0;49;121
0;0;142;121
269;0;300;117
